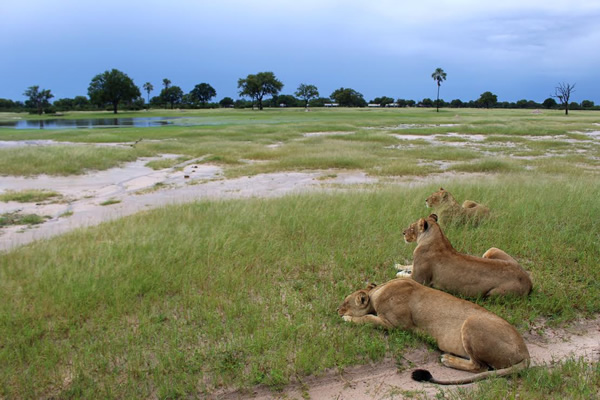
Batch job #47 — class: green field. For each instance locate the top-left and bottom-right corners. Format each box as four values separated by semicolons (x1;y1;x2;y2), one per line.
1;108;599;398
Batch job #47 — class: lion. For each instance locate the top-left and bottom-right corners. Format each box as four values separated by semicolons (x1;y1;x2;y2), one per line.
396;214;532;297
338;278;530;384
425;187;489;223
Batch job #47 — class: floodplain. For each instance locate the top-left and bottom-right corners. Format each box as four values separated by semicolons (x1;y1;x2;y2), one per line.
0;108;599;399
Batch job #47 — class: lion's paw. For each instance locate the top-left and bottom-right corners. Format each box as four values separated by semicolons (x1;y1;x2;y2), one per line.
394;263;411;271
342;315;353;322
440;354;450;366
396;270;412;278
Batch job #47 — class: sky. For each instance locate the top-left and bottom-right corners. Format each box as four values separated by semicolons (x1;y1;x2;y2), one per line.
2;0;600;104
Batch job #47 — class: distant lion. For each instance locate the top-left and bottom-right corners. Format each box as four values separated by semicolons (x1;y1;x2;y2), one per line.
425;187;489;223
397;214;532;298
338;278;530;384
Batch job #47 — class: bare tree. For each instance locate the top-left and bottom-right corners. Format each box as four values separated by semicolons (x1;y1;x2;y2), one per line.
552;82;576;115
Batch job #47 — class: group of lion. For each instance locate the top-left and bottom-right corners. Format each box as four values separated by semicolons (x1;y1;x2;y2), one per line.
337;188;533;385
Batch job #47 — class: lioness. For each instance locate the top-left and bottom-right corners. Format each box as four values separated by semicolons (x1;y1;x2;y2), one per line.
398;214;532;297
425;187;489;223
338;278;530;384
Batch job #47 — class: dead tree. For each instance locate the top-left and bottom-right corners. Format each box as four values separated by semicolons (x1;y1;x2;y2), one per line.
552;82;576;115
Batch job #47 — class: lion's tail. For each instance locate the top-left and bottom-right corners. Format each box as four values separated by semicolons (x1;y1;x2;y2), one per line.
411;359;529;385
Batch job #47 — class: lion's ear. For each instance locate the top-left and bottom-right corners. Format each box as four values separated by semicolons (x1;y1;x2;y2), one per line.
355;291;369;306
418;218;429;233
429;213;438;222
366;282;377;291
442;190;448;199
439;187;444;191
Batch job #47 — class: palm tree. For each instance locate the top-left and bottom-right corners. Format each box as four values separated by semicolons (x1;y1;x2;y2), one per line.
143;82;153;108
431;68;447;112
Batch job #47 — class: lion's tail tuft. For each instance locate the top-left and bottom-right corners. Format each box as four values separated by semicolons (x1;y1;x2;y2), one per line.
411;369;434;382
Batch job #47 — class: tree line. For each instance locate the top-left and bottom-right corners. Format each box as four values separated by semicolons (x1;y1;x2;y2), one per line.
0;68;595;114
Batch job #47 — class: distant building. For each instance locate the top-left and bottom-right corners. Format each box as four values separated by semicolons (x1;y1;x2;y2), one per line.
324;103;339;107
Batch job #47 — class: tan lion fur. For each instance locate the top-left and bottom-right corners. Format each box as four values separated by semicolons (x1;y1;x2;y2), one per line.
338;278;530;384
402;214;532;297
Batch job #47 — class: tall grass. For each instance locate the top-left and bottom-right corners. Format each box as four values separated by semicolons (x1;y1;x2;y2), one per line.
1;176;599;397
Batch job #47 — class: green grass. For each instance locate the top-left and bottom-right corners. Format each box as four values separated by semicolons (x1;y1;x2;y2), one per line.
441;358;600;400
1;176;600;398
145;156;191;170
99;198;121;206
0;212;49;226
0;146;147;176
1;108;600;397
1;108;599;178
0;189;61;203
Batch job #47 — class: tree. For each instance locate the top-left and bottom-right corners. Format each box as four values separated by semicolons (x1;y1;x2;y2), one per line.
190;83;217;106
450;99;464;108
330;87;367;107
143;82;154;106
477;92;498;109
237;71;284;110
581;100;595;109
552;82;576;115
160;86;183;109
219;97;234;108
295;83;319;108
308;97;332;107
421;98;434;107
88;69;141;114
372;96;395;106
273;94;299;107
542;97;557;109
431;67;447;112
23;85;54;115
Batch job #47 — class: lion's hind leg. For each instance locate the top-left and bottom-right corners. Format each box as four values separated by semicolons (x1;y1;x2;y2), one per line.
440;354;486;373
462;200;479;209
482;247;518;264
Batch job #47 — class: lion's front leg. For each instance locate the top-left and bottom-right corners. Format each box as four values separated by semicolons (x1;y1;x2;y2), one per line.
342;315;393;329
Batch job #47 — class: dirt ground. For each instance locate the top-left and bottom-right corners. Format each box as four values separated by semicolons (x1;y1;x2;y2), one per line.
1;148;599;399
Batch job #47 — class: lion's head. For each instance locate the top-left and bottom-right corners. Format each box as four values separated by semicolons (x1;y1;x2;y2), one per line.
404;214;438;243
425;187;453;208
337;283;377;317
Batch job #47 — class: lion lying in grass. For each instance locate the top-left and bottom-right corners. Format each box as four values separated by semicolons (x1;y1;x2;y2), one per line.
338;278;530;384
425;187;489;223
396;214;532;297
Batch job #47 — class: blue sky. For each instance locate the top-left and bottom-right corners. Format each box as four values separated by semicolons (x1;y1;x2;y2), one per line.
2;0;599;104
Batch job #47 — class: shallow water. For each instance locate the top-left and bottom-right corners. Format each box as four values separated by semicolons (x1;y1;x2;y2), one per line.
0;117;180;129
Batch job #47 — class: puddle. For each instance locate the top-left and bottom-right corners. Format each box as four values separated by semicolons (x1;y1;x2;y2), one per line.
0;140;149;149
303;131;355;137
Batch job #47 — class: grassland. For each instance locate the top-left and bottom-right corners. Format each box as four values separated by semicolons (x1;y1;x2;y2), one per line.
1;108;599;398
1;108;599;177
